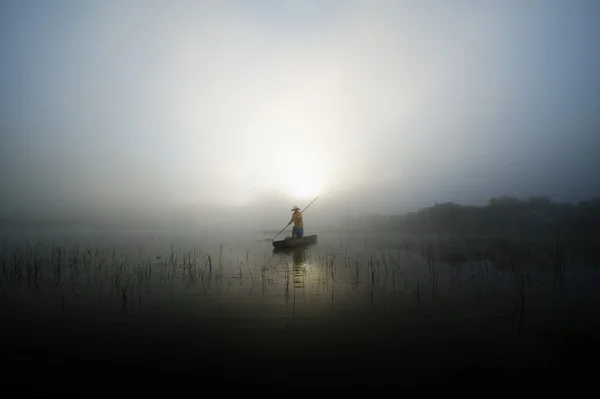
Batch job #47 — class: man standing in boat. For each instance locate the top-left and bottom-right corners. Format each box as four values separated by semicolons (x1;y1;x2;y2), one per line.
288;206;304;238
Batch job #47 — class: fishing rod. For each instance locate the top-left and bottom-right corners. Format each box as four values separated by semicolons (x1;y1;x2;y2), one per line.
272;196;319;241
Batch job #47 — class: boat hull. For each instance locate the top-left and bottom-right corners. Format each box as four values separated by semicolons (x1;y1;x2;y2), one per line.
272;235;318;249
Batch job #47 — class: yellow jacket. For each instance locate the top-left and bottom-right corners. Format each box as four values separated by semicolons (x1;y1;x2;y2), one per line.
289;211;303;228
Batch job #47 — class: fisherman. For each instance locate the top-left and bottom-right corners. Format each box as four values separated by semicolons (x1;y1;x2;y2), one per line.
288;206;304;238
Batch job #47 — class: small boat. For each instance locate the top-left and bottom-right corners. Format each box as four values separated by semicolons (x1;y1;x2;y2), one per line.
272;234;318;249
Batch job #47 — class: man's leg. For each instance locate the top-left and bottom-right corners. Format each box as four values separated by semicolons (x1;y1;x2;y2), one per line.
297;228;304;238
292;226;297;238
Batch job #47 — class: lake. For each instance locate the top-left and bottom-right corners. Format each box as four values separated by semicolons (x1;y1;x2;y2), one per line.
1;226;599;392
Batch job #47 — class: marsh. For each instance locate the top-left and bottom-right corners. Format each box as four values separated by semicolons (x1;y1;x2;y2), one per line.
1;226;599;391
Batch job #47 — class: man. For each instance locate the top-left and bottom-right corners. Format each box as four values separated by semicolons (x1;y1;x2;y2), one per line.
288;206;304;238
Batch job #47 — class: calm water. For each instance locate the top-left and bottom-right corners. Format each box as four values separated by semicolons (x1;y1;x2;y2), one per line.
1;226;599;390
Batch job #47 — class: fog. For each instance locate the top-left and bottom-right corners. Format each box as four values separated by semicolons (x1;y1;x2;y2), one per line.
1;1;599;230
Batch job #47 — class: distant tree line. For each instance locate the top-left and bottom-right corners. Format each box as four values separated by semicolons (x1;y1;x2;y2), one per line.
342;196;600;237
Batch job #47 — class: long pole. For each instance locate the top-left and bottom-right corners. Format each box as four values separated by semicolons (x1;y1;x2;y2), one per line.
272;196;319;241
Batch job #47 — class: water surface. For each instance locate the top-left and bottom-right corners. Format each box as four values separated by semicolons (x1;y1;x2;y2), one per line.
1;227;598;390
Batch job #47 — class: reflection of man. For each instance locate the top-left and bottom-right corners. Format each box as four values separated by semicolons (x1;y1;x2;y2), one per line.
292;248;307;289
288;206;304;238
292;247;306;265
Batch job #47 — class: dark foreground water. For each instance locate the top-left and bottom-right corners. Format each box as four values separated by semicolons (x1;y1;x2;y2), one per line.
1;226;599;393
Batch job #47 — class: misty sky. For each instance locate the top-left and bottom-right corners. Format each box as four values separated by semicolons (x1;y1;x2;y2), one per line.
1;1;599;225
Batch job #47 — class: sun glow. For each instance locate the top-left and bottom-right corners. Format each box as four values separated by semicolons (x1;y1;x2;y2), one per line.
280;162;326;200
285;174;322;198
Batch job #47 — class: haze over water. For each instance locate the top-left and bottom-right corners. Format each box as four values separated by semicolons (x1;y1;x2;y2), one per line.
1;1;599;226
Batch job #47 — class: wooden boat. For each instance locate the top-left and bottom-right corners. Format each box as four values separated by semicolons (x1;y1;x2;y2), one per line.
272;234;318;249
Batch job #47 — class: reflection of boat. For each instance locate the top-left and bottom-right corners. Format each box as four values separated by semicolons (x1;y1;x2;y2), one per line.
272;246;310;262
272;234;318;249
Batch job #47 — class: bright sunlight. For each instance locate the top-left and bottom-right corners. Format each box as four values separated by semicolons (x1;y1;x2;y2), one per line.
279;162;325;200
285;174;322;198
